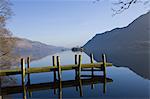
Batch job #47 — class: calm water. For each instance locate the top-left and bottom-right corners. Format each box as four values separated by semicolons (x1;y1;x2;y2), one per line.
2;51;150;99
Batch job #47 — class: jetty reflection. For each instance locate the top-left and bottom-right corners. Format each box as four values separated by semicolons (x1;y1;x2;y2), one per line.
1;76;113;99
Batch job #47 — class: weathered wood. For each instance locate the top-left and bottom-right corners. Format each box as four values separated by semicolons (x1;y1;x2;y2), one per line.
52;56;57;94
78;55;82;77
90;54;94;91
1;76;113;95
102;54;106;78
27;57;30;85
102;54;107;93
0;63;112;76
75;54;78;78
21;58;25;86
81;68;102;71
57;56;62;81
75;54;78;91
75;54;78;65
90;53;94;76
90;53;94;63
52;56;57;80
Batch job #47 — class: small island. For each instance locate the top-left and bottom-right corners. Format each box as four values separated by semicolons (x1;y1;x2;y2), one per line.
71;47;84;52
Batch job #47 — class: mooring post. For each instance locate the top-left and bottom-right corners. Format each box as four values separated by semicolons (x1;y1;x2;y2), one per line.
75;54;78;91
102;54;106;78
75;54;78;77
78;55;82;78
21;58;26;99
90;53;94;76
56;56;62;99
27;57;30;85
57;56;62;81
53;56;57;80
102;54;107;93
90;53;94;89
52;56;57;94
21;58;26;86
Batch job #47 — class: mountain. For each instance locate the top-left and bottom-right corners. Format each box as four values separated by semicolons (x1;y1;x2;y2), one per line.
83;12;150;79
12;37;67;61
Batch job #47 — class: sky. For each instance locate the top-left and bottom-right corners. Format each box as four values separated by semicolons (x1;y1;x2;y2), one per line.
7;0;149;48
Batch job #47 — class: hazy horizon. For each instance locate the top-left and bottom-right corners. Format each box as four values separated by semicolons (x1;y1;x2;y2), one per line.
7;0;149;48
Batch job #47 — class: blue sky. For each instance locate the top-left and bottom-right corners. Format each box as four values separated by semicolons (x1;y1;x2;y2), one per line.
7;0;149;48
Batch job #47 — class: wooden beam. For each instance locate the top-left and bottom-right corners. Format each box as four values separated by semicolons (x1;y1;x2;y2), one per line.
0;63;112;76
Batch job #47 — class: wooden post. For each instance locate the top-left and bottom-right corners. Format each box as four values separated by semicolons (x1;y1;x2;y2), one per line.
75;54;78;91
78;55;82;78
27;57;30;85
75;54;78;78
102;54;106;93
90;53;94;76
90;53;94;89
56;56;62;99
21;58;26;99
57;56;62;81
75;54;78;65
53;56;57;80
52;56;57;94
102;54;106;78
21;58;25;86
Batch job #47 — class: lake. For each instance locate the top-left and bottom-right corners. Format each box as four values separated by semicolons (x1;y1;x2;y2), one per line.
2;51;150;99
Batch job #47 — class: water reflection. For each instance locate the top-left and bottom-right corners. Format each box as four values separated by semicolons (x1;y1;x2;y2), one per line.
1;76;113;99
83;12;150;79
84;48;150;80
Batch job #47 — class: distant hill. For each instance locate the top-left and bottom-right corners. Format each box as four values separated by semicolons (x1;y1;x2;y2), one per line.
12;37;68;61
83;12;150;79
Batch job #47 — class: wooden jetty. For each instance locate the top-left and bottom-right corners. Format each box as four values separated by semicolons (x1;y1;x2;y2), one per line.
0;53;113;99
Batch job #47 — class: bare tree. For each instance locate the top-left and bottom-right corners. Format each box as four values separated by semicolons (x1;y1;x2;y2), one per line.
94;0;150;15
0;0;12;27
0;0;17;69
112;0;150;15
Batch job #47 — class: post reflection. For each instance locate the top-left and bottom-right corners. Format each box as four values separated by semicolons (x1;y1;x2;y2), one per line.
22;84;26;99
14;76;112;99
